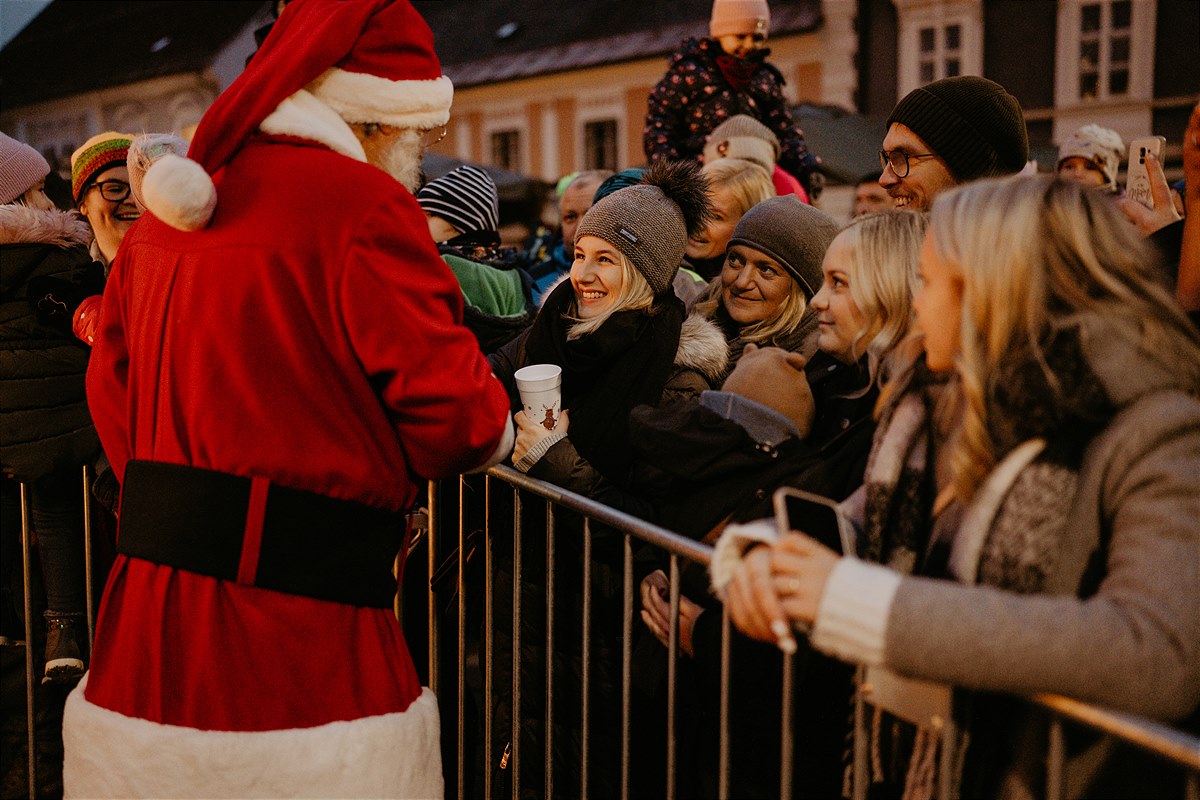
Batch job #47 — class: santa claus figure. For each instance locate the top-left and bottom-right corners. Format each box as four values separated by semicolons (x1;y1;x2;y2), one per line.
62;1;513;796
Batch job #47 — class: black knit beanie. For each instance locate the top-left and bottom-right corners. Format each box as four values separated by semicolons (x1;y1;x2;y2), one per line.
887;76;1029;182
726;195;838;297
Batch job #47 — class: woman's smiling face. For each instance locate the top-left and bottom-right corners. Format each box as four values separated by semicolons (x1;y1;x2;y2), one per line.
571;235;626;319
720;243;795;325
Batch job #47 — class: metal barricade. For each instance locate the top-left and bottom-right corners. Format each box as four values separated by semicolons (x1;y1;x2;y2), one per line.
417;466;1200;800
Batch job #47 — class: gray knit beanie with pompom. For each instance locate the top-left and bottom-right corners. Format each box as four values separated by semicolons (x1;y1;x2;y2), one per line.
574;160;713;294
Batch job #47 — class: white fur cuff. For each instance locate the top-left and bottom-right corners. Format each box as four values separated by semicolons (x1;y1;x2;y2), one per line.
63;675;444;799
469;415;516;474
810;557;901;667
709;518;778;599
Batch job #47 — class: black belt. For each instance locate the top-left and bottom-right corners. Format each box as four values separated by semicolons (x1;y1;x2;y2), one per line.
117;460;411;609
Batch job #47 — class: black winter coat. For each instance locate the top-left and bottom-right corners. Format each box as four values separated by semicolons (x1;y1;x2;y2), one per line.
0;206;100;482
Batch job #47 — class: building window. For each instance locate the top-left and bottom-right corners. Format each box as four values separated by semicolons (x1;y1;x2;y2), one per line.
491;130;520;171
1055;0;1154;109
894;0;982;98
1077;0;1131;99
584;120;617;171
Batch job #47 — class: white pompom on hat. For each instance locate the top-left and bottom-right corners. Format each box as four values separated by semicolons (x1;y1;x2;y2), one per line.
143;0;453;232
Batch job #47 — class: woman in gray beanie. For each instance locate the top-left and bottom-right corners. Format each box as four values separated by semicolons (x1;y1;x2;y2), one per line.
693;193;840;382
484;159;729;797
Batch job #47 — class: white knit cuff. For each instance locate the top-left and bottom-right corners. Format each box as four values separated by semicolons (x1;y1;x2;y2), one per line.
709;518;778;599
513;430;567;473
810;558;901;666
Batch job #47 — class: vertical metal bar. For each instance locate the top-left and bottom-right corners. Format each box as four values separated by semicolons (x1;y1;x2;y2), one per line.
718;606;732;800
484;476;494;800
511;488;523;799
853;667;869;800
427;480;440;695
780;650;795;799
666;556;681;800
82;465;95;647
581;518;592;800
938;719;955;800
1046;714;1065;800
544;501;555;798
457;477;467;800
20;483;38;799
621;534;633;800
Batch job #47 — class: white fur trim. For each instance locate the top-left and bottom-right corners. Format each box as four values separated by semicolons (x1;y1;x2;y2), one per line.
675;313;729;383
260;88;367;163
142;154;217;232
467;413;516;474
710;518;777;598
310;68;452;129
948;438;1047;584
0;205;92;247
63;674;443;799
810;557;902;666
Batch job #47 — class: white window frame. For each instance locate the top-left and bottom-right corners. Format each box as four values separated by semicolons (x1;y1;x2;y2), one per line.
1054;0;1155;108
481;112;528;173
894;0;983;98
575;96;624;172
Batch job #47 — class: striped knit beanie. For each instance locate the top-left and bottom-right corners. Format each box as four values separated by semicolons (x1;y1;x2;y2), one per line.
887;76;1028;182
0;132;50;205
71;132;133;202
416;164;499;235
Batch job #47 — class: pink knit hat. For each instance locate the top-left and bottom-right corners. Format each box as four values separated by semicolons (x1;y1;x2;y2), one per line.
0;132;51;205
710;0;770;38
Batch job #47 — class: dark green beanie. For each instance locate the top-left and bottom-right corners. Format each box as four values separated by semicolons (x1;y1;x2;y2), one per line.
726;195;838;297
887;75;1029;182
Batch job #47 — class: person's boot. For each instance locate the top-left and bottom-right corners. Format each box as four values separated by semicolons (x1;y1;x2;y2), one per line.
43;610;85;684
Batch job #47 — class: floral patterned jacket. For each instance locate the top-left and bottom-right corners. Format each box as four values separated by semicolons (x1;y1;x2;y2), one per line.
643;37;821;196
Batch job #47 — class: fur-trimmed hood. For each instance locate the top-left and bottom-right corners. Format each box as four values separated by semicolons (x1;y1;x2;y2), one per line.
0;205;92;248
676;312;729;384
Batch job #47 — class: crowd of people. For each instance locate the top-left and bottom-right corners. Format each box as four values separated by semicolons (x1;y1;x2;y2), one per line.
1;0;1197;797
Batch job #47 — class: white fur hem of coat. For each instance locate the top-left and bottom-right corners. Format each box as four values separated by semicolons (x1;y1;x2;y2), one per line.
62;674;444;799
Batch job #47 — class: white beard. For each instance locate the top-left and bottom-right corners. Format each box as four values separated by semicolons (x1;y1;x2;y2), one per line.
370;129;424;193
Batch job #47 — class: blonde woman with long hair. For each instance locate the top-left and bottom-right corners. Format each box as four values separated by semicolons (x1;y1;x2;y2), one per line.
683;157;775;280
718;174;1200;798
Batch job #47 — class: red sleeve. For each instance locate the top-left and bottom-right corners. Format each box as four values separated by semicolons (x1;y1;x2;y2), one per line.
339;193;510;478
85;257;132;483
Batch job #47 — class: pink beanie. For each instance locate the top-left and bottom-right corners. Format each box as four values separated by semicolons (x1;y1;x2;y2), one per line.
0;132;51;205
710;0;770;38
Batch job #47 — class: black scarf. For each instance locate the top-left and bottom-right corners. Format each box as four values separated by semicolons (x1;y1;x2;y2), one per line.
521;280;685;482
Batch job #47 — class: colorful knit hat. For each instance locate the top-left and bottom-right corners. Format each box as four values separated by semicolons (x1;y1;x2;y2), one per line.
0;131;50;205
710;0;770;38
417;165;499;235
727;194;838;297
1057;124;1124;192
143;0;453;232
703;114;780;174
70;132;133;202
574;160;712;295
887;75;1028;182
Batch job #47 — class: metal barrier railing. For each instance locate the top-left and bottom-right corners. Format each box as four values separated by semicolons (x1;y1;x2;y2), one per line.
8;464;1199;798
417;465;1200;800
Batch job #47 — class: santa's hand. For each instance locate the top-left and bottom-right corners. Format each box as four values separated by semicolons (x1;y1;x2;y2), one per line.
512;409;569;463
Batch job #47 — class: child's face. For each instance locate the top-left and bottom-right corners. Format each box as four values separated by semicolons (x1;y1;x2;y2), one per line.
717;32;765;58
426;213;462;244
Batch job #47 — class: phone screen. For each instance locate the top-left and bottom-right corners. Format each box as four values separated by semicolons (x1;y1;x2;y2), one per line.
777;493;844;555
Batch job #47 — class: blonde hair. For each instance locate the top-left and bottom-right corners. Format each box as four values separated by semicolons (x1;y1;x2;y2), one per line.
832;211;927;386
702;158;773;220
565;246;656;339
693;258;811;345
905;174;1200;502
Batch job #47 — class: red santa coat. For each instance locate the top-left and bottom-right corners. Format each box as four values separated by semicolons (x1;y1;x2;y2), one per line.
63;127;510;798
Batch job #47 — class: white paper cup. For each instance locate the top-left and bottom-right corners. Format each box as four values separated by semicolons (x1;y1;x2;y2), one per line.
514;363;562;430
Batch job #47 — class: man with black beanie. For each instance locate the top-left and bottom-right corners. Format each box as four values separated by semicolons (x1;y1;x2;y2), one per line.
879;75;1029;211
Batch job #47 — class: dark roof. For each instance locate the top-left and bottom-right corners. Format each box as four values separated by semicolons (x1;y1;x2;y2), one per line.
412;0;821;87
1;0;267;107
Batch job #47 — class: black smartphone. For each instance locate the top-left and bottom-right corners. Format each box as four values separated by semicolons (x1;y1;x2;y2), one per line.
772;486;855;556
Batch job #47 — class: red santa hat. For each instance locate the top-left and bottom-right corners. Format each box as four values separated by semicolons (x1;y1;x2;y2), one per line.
143;0;452;231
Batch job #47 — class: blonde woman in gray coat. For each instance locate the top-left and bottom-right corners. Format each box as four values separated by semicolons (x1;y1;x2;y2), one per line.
715;174;1200;799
